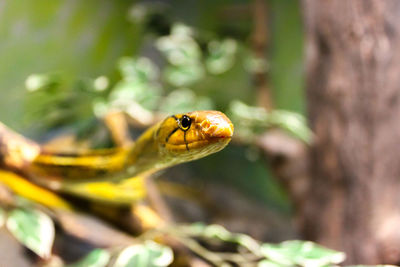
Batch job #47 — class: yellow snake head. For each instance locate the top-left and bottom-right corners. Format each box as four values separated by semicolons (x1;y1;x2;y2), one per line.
26;110;234;189
127;110;234;175
157;111;234;160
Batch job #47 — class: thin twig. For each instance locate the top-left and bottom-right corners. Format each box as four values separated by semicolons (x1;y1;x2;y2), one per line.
251;0;273;110
103;111;133;147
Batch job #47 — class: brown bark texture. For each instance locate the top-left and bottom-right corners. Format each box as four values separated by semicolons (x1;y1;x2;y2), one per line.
301;0;400;264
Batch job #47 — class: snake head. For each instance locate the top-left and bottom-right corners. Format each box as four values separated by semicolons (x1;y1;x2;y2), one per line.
157;110;234;161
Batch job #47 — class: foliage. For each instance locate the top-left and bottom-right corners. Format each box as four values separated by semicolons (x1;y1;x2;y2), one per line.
0;201;394;267
67;242;173;267
113;241;173;267
71;226;347;267
25;23;238;132
6;207;55;259
228;100;311;143
67;249;110;267
171;223;345;266
0;197;343;266
260;240;345;267
24;22;309;147
0;1;140;130
156;23;204;87
25;73;104;133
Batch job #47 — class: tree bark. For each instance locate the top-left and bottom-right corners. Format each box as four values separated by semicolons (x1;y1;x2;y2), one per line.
301;0;400;264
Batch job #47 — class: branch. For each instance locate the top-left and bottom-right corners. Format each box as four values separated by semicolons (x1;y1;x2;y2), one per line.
103;111;133;147
251;0;273;110
0;122;40;170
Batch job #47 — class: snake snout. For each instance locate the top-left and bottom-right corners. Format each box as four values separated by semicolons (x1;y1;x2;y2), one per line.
200;112;234;139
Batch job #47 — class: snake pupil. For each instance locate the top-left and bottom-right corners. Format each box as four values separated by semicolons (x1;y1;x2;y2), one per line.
180;115;191;130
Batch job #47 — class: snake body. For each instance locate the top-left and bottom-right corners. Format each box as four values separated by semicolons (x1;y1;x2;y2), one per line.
21;111;234;203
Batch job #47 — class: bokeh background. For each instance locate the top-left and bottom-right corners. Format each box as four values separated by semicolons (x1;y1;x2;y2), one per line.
0;1;317;266
0;0;304;225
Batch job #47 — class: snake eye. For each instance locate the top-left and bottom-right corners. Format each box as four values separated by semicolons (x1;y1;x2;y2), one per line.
180;115;191;131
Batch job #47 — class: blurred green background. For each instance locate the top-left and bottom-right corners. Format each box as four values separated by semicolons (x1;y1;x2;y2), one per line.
0;0;304;234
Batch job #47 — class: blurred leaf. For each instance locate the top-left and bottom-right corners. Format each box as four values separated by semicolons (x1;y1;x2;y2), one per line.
206;39;237;75
25;73;61;92
118;57;159;83
108;56;162;115
170;23;194;37
260;240;345;267
68;248;110;267
186;223;261;255
229;100;269;125
110;80;161;111
25;74;102;132
0;1;142;130
93;76;110;92
128;3;150;24
229;100;312;143
159;89;214;114
163;64;204;87
14;196;37;208
157;36;200;66
6;208;55;259
113;241;173;267
92;99;111;118
257;260;284;267
156;23;200;66
156;23;204;86
0;207;5;228
268;110;312;143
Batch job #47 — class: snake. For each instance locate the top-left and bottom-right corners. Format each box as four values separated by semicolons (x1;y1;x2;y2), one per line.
0;110;233;207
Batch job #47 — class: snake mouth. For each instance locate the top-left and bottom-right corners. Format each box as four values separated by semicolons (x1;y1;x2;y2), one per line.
165;136;231;154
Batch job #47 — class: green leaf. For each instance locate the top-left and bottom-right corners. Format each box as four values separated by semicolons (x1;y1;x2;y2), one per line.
25;73;61;92
156;23;204;87
113;241;173;267
269;110;312;144
110;80;161;110
185;223;261;255
228;100;312;143
68;248;110;267
6;208;55;259
164;64;204;87
260;240;345;267
206;39;237;75
159;89;214;114
156;23;201;67
118;57;159;83
0;207;5;228
257;259;285;267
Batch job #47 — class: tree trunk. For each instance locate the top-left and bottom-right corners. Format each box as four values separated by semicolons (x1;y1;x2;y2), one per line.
301;0;400;264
